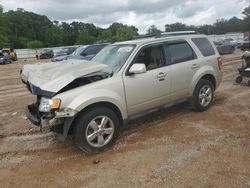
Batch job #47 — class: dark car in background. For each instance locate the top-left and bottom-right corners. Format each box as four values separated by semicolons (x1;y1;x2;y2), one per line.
40;49;54;59
51;43;109;62
240;36;250;51
214;39;235;54
53;47;77;58
223;38;238;47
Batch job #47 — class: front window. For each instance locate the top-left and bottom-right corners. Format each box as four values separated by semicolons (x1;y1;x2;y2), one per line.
92;44;134;72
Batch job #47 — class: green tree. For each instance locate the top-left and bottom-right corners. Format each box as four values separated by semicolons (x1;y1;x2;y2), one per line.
0;34;8;46
116;26;136;41
97;29;112;42
44;25;63;47
76;30;95;44
26;40;43;49
242;5;250;18
0;4;3;14
242;5;250;31
147;25;161;35
165;23;188;32
60;22;75;45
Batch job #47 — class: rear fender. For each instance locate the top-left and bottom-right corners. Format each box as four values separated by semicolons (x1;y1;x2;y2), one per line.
189;66;216;95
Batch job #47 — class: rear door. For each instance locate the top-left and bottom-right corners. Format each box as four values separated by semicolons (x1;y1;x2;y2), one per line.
165;40;199;100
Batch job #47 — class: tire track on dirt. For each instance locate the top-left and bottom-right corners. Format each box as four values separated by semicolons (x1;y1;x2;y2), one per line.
0;84;24;91
0;91;30;100
0;87;27;95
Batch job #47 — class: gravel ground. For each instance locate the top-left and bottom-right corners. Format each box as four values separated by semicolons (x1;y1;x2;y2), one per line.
0;51;249;188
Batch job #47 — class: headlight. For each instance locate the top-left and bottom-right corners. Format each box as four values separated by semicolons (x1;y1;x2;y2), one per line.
39;97;61;112
0;58;3;61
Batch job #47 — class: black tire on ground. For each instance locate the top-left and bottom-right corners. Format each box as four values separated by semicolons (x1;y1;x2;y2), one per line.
190;79;214;112
236;76;243;83
73;107;120;154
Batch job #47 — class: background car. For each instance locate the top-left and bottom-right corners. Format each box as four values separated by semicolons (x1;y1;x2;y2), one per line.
53;47;77;58
214;39;235;54
1;44;17;61
223;38;238;47
51;43;109;62
0;50;12;64
40;49;54;59
240;36;250;51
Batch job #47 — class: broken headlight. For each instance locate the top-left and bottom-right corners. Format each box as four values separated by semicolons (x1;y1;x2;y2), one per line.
39;97;61;112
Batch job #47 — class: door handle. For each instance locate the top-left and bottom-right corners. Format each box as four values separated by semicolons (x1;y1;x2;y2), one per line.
157;72;167;78
191;64;199;69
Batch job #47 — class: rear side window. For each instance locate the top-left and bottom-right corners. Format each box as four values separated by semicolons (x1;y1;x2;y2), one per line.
192;38;215;57
167;41;197;64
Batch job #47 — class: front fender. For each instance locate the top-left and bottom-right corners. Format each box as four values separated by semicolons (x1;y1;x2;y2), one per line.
66;89;128;120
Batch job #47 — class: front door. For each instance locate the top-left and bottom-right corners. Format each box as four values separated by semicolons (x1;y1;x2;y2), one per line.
123;44;171;116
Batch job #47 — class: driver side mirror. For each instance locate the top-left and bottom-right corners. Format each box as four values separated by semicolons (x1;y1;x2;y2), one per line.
129;63;146;74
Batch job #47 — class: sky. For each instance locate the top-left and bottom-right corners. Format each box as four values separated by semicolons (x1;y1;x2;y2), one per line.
0;0;250;33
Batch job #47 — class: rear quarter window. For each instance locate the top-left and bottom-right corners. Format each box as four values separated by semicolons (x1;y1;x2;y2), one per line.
192;38;215;57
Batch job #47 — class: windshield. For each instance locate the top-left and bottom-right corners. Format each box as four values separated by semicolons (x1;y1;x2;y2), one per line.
92;44;134;72
72;46;87;56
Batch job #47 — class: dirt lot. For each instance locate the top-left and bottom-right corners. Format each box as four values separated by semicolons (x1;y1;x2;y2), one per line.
0;51;249;188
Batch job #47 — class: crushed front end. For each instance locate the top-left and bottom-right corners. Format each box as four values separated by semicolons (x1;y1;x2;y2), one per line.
25;94;78;140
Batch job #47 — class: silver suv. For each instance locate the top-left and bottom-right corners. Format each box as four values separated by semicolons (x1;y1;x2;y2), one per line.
21;32;223;153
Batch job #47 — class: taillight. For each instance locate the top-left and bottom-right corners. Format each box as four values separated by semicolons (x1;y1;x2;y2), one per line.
217;57;223;70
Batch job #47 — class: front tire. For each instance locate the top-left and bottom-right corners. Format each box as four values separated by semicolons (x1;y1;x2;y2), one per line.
73;107;120;154
190;79;214;112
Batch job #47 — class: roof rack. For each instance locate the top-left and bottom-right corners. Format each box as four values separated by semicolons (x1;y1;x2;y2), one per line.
132;31;197;40
156;31;197;38
132;34;156;40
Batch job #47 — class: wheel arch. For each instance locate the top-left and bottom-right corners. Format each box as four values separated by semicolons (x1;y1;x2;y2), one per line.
200;74;216;89
67;101;124;135
190;70;217;96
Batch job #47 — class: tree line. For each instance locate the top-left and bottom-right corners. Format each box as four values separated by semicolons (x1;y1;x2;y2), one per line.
0;4;249;49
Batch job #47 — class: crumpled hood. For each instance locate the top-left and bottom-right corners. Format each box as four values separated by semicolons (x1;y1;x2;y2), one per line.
21;59;108;94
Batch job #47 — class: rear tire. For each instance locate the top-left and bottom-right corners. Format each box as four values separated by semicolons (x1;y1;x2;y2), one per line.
236;76;243;83
190;79;214;112
73;107;120;154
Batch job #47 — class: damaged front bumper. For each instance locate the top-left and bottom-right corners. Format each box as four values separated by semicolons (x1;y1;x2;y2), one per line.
25;102;78;140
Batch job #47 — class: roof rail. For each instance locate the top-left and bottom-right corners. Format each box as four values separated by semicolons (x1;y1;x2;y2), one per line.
132;34;156;40
156;31;197;38
132;31;197;40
